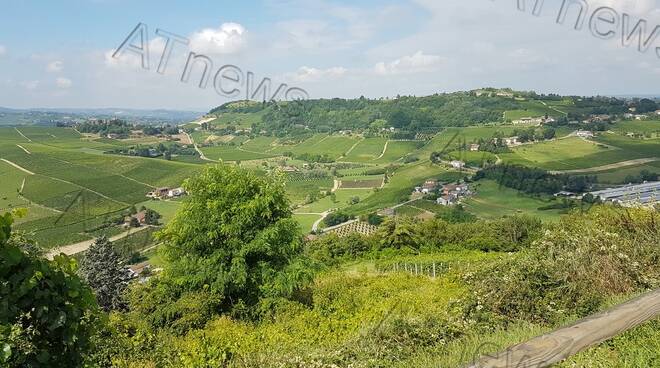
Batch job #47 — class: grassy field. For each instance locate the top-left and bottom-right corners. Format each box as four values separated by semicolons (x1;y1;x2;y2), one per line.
612;120;660;137
210;111;266;128
463;180;564;221
501;137;614;170
296;188;374;214
293;213;321;233
271;134;361;159
199;145;276;161
4;122;656;248
0;126;204;247
284;176;334;204
504;100;567;121
374;141;424;163
343;137;387;162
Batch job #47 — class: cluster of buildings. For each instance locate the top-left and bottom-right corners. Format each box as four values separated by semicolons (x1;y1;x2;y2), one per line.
576;130;595;138
512;116;556;125
436;183;471;206
146;187;185;199
413;180;471;206
588;181;660;208
623;109;660;121
450;160;466;169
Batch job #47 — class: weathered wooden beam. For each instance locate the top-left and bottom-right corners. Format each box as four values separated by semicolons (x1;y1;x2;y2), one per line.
467;288;660;368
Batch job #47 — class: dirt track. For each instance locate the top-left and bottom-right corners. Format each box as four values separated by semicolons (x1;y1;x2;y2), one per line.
549;158;659;174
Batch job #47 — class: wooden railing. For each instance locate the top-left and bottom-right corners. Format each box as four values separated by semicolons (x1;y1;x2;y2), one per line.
467;288;660;368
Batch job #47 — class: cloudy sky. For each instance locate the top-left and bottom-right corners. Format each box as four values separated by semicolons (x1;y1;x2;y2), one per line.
0;0;658;110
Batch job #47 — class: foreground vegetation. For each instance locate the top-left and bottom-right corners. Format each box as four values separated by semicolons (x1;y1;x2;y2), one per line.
3;165;658;367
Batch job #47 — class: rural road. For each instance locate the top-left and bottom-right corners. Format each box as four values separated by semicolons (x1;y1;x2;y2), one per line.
46;225;152;260
311;210;333;232
184;131;215;162
1;158;35;175
549;158;659;174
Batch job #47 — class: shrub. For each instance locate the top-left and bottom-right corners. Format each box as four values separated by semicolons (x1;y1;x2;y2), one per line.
1;212;99;367
463;207;660;325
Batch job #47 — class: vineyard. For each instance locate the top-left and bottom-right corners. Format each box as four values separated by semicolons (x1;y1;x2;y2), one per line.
324;220;378;237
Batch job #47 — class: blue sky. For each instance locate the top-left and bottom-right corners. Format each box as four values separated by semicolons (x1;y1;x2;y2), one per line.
0;0;659;110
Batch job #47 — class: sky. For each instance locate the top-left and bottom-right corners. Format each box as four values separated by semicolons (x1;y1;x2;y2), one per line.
0;0;659;111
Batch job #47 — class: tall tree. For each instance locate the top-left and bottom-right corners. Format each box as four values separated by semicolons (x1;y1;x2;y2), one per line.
79;236;129;311
130;165;310;331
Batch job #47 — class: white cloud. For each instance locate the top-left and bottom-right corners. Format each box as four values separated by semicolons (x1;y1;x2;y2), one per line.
47;60;64;72
56;77;72;89
189;23;246;54
289;66;347;82
374;51;446;75
21;80;40;90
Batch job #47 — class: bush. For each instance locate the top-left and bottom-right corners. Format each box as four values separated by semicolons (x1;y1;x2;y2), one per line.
1;212;99;367
463;207;660;325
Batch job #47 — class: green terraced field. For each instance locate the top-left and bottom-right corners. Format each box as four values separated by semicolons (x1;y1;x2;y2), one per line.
270;134;360;159
199;145;276;161
210;111;266;128
241;136;278;152
501;138;613;169
343;138;387;162
612;120;660;137
0;126;205;247
284;176;334;204
3;122;656;248
373;141;424;163
504;100;567;121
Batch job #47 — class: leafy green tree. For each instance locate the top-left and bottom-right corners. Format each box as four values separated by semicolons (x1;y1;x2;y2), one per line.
129;217;140;228
131;165;310;330
79;236;129;311
1;212;98;367
377;217;420;252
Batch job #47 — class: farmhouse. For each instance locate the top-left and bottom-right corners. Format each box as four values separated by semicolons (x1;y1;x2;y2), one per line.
436;195;455;206
127;261;152;281
469;144;480;152
634;115;648;120
421;180;437;194
588;114;611;123
167;187;185;198
450;160;465;169
513;117;543;125
576;130;594;138
147;187;170;199
503;137;520;146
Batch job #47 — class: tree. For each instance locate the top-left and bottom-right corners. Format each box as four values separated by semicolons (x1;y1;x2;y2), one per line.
324;211;352;227
131;165;311;330
79;236;130;311
1;212;98;366
143;209;161;225
129;217;140;228
377;217;421;252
